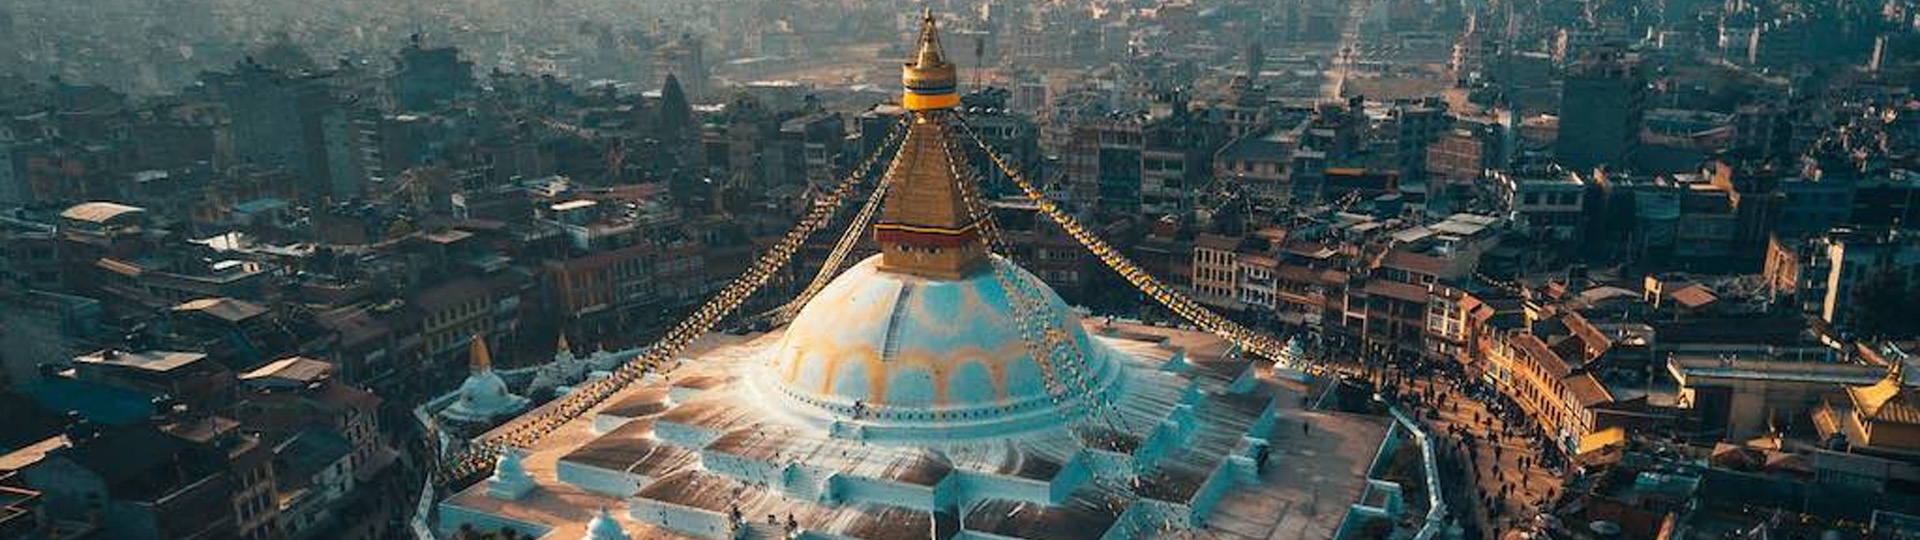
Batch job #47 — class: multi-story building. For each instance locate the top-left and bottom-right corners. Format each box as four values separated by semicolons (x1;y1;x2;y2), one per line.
237;357;388;484
1776;173;1855;239
1492;166;1589;245
200;61;363;203
65;349;235;418
988;200;1106;300
1083;116;1145;215
1812;228;1920;331
1483;329;1614;450
543;241;685;341
1140;106;1228;217
408;277;499;361
1425;125;1495;204
389;37;475;112
1371;98;1451;185
960;89;1042;198
1555;49;1646;173
1214;128;1295;210
1191;233;1243;309
14;424;238;540
161;416;282;540
1425;284;1491;366
1674;180;1740;268
774;111;845;189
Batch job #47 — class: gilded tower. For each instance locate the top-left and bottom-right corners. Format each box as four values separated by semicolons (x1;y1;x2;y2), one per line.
873;11;990;279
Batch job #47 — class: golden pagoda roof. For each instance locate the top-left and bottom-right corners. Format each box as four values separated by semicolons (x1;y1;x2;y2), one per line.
1848;362;1918;425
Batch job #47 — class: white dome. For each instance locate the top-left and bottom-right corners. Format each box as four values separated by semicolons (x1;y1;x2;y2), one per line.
760;255;1118;439
442;369;528;423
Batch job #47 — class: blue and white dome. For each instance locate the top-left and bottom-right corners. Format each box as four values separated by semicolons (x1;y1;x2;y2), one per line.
759;255;1119;439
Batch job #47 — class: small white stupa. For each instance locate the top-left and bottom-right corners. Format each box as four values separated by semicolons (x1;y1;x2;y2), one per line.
1271;335;1314;382
439;335;530;426
487;448;536;500
530;334;579;391
583;507;630;540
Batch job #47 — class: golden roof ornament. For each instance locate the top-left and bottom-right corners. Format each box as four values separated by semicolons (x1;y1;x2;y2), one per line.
901;8;959;111
873;8;987;279
469;334;493;372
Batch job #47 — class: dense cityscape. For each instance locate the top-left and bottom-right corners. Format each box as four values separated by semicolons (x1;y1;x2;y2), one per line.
1;0;1919;539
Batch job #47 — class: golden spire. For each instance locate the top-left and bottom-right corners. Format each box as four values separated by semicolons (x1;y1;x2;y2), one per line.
469;335;493;372
873;8;987;279
557;334;571;357
912;8;946;69
901;9;959;111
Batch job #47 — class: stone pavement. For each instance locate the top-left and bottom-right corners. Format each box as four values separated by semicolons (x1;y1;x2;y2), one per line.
1200;379;1391;540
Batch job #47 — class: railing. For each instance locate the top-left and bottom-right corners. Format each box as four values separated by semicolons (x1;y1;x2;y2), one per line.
1385;400;1451;540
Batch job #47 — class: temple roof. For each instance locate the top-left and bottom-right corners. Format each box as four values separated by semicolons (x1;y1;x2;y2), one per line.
1849;364;1918;425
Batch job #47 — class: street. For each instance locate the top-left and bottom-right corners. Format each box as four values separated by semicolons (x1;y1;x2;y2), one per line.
1320;342;1568;540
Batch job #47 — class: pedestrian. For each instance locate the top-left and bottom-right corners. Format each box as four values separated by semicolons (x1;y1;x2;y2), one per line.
1303;421;1311;436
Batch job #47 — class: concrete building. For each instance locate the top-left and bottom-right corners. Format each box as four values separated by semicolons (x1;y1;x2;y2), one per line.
1555;50;1646;173
1214;128;1296;210
1814;229;1920;331
1492;167;1589;244
1484;330;1616;451
1140;104;1230;217
1669;354;1886;442
390;37;476;112
1192;233;1244;309
201;61;364;202
14;425;237;540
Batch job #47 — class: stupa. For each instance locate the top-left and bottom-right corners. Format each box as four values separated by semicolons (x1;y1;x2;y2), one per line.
440;335;531;427
437;11;1384;540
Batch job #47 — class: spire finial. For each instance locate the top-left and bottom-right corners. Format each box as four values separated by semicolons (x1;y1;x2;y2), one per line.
469;335;492;372
914;9;945;69
901;8;960;111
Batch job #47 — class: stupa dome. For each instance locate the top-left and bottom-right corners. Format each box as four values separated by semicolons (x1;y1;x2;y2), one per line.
759;254;1119;439
441;336;529;425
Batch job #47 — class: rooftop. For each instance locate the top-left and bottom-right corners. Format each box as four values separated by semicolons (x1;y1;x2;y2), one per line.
172;297;269;323
59;201;145;224
73;350;208;373
240;357;334;387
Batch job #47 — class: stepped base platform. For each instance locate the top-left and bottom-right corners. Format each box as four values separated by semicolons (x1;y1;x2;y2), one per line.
438;324;1388;540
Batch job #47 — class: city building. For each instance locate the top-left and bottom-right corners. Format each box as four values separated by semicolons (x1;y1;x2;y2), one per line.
1555;50;1646;173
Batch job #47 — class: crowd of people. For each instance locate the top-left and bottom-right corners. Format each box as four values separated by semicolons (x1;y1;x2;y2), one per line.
1348;347;1574;539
